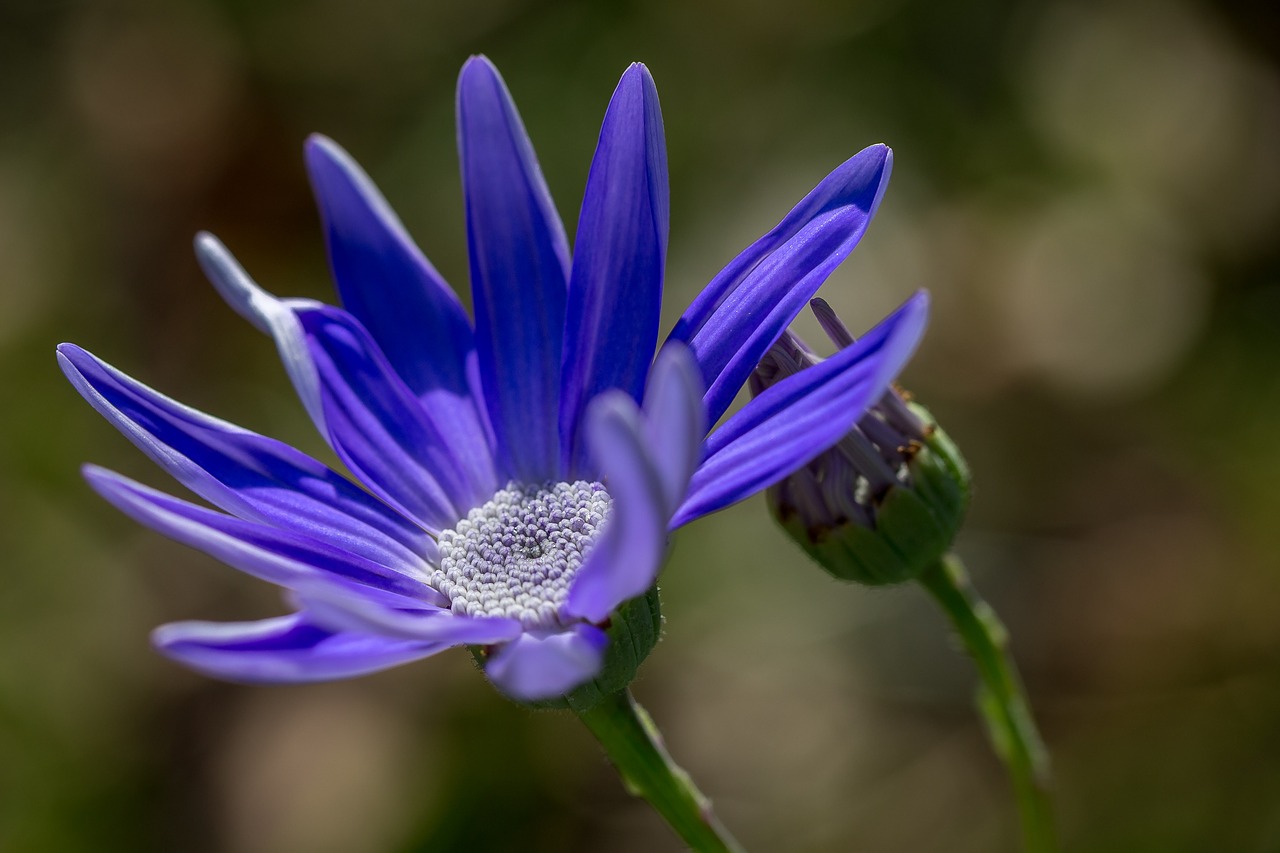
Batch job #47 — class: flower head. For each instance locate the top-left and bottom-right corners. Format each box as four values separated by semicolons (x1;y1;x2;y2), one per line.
60;57;926;703
752;298;967;586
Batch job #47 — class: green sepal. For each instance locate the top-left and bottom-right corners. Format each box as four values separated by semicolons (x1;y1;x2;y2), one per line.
471;586;664;711
777;404;971;586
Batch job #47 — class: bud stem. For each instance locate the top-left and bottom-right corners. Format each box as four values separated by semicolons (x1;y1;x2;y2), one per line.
920;554;1057;853
572;689;746;853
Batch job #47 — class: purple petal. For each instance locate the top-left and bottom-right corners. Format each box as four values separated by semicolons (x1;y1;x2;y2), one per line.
295;306;488;526
57;343;432;569
196;235;491;529
564;393;669;623
672;291;928;527
305;135;497;472
154;613;441;683
294;578;523;644
194;233;324;426
669;145;893;425
559;64;668;475
810;297;857;348
86;466;436;600
485;624;608;701
641;343;706;518
457;55;569;483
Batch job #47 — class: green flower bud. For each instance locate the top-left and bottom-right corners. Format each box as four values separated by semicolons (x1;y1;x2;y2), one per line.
753;299;971;585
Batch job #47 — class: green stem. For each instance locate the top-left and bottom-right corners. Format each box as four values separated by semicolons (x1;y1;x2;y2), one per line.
919;553;1057;853
572;689;745;853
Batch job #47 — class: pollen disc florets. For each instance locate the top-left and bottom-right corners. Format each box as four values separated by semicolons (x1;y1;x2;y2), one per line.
434;481;612;628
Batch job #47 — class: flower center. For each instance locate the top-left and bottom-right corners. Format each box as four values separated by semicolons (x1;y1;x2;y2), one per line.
434;480;612;628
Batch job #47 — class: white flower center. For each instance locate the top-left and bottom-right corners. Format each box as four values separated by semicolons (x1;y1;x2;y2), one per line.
434;481;611;628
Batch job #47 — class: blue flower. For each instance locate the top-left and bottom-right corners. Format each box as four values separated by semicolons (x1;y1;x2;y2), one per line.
59;57;928;702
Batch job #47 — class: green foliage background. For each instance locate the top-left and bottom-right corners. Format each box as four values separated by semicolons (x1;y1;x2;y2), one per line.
2;0;1278;850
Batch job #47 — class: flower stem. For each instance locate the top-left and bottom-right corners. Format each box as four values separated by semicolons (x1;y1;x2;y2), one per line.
918;553;1057;853
572;689;745;852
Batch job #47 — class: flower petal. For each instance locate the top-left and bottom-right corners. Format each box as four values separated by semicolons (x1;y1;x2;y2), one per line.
86;465;436;600
293;577;523;644
485;624;608;702
294;306;487;525
154;613;441;683
641;343;706;519
457;55;569;483
57;343;431;569
197;234;490;529
669;144;893;425
559;63;668;474
194;233;325;425
305;134;496;473
564;393;668;623
672;291;928;527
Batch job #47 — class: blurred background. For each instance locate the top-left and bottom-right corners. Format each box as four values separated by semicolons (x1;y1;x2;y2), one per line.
2;0;1279;850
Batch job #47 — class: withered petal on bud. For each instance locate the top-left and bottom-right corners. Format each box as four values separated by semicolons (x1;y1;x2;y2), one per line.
755;299;970;585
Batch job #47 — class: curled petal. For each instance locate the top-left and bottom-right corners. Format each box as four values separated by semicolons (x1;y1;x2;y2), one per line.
485;624;608;702
154;613;441;683
195;232;325;427
564;393;669;623
641;343;706;519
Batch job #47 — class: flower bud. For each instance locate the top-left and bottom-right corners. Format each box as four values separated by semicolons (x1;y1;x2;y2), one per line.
752;299;970;585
